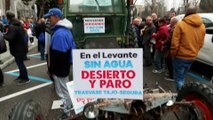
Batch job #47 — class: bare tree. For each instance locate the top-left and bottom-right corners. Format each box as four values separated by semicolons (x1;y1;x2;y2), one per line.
144;0;157;13
192;0;199;6
199;0;213;12
156;0;166;17
182;0;200;12
183;0;190;11
143;0;166;17
38;0;49;19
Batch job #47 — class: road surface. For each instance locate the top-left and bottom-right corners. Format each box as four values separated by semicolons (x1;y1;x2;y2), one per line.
0;48;212;120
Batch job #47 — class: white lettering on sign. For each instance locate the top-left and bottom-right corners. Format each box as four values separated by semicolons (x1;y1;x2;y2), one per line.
66;81;97;114
73;49;144;100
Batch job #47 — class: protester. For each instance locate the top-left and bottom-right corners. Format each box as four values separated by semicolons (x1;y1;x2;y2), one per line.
44;8;76;119
2;15;8;32
169;11;176;20
2;15;8;25
20;19;30;61
0;68;4;87
141;16;156;66
28;18;35;44
152;18;169;73
132;17;144;48
171;6;206;90
4;11;30;85
43;20;54;81
164;17;178;81
0;18;3;32
0;31;4;87
35;18;46;60
44;20;52;54
151;13;158;31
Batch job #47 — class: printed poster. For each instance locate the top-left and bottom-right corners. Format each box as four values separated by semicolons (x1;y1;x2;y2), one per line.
67;81;96;114
73;49;143;100
84;18;105;33
83;0;112;6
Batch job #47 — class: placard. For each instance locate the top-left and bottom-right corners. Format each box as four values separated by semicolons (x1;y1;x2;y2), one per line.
83;0;112;6
67;81;96;114
84;18;105;33
73;49;143;100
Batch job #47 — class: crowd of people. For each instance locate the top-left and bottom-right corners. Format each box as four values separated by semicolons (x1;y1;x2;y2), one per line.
0;8;76;119
133;6;205;91
0;5;206;119
0;14;47;86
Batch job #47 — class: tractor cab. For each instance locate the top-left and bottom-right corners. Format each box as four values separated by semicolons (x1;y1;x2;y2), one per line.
63;0;133;48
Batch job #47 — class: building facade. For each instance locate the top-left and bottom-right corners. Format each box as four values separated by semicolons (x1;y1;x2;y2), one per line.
0;0;36;18
0;0;6;16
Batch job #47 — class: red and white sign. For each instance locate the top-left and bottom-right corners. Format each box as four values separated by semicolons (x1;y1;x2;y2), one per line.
84;18;105;33
67;81;96;114
73;49;143;100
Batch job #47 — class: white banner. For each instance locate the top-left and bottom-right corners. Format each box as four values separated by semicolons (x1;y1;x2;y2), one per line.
67;81;96;114
83;0;112;6
73;49;143;100
84;18;105;34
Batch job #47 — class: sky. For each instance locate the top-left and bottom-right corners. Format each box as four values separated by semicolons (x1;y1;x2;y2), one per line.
135;0;181;11
135;0;201;11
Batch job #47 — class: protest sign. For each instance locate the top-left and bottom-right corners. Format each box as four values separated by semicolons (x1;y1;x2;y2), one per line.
84;18;105;33
83;0;112;6
73;49;143;100
67;81;96;114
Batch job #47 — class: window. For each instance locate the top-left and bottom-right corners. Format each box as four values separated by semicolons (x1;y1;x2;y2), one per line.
68;0;123;13
202;18;213;28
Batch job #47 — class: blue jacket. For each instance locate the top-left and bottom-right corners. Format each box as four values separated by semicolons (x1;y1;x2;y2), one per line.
49;19;76;77
2;17;8;25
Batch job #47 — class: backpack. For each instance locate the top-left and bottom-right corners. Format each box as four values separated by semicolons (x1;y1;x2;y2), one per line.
38;32;45;42
0;32;7;54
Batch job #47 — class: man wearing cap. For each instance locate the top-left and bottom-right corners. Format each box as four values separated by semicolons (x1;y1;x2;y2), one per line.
44;8;76;119
170;6;206;91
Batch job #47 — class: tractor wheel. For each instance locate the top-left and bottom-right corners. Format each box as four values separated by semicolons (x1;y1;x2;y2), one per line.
83;102;99;120
177;81;213;120
9;99;44;120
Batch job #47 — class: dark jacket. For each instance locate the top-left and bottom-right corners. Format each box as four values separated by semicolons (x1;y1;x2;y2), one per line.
142;23;156;45
35;22;45;38
49;19;76;77
153;19;159;32
4;19;27;58
165;24;175;50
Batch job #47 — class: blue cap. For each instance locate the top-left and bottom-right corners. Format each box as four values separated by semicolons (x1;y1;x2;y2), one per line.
44;8;63;18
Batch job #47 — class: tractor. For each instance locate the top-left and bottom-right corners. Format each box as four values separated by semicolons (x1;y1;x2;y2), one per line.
61;0;136;49
8;0;213;120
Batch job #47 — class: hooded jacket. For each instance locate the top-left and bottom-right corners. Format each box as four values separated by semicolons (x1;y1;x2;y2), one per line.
49;19;76;77
152;24;169;50
4;19;27;58
170;14;206;60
